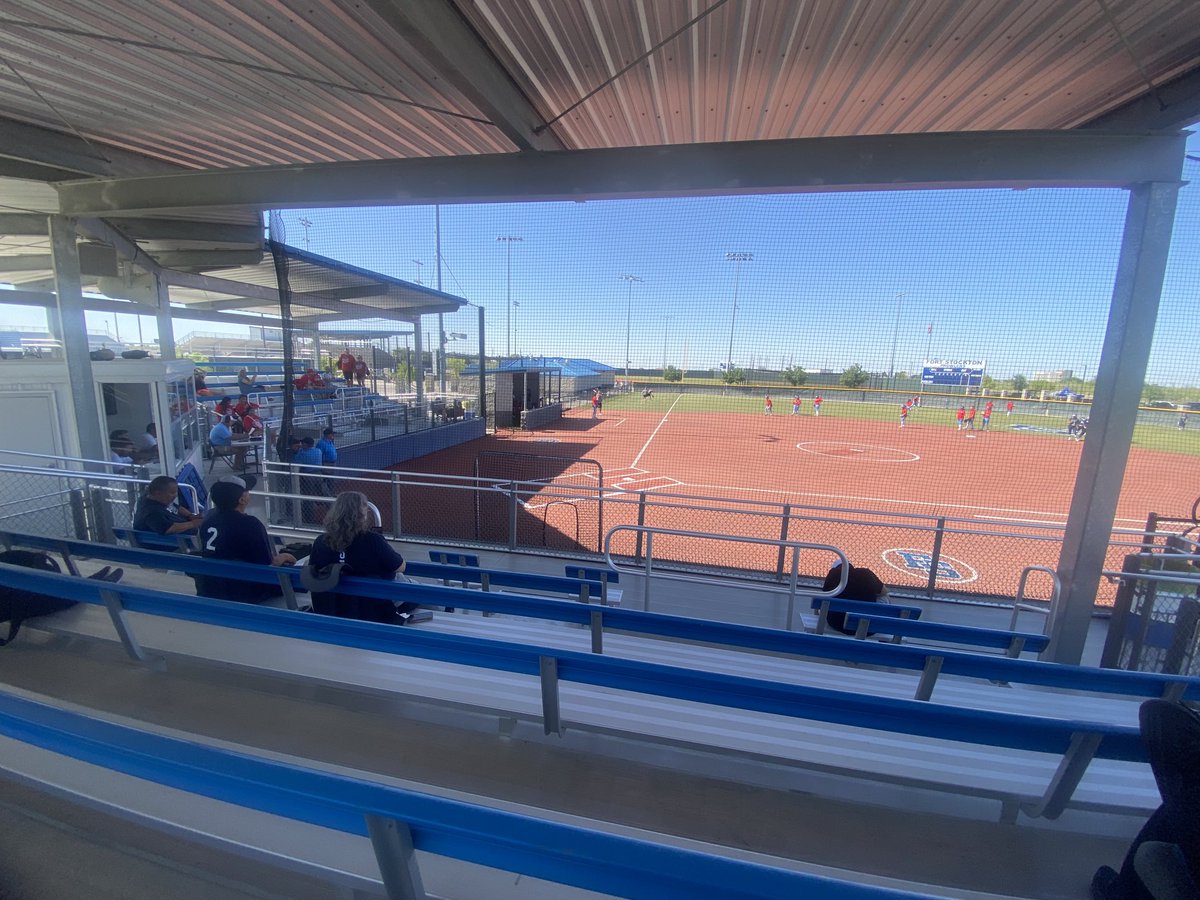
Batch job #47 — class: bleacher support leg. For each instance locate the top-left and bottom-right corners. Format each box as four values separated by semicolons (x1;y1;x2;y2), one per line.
1005;636;1027;658
363;815;426;900
276;573;299;611
915;656;944;701
1162;682;1187;702
1022;731;1103;820
590;611;603;654
815;600;830;634
853;619;870;640
539;655;563;736
98;588;149;664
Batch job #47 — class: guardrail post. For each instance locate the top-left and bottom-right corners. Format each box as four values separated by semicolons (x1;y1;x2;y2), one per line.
926;517;946;599
98;588;149;664
363;815;426;900
289;467;301;528
90;487;114;544
634;492;647;564
643;531;654;612
590;610;604;654
776;504;791;581
540;655;563;736
391;474;403;540
69;490;88;540
507;482;520;551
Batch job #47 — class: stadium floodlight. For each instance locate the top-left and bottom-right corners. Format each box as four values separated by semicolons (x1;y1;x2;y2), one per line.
619;274;643;382
497;235;524;357
411;259;424;285
725;252;753;375
889;291;907;387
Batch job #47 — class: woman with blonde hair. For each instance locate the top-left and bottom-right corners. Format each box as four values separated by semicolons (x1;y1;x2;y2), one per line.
307;491;418;624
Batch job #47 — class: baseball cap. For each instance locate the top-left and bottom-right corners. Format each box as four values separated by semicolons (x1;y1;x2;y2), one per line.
322;427;336;435
210;480;248;510
216;473;257;492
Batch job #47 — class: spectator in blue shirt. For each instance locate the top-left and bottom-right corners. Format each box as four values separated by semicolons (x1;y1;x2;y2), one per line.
293;436;326;523
292;436;322;467
316;427;338;465
209;415;245;469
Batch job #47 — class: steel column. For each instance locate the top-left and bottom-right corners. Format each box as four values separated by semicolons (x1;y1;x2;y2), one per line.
1050;179;1183;664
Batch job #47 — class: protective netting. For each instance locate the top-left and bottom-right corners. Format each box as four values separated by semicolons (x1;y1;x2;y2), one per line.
264;175;1199;601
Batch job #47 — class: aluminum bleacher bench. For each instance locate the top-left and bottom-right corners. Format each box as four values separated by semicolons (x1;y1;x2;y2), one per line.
3;532;1195;714
112;527;197;553
564;566;622;606
0;560;1163;822
428;550;480;568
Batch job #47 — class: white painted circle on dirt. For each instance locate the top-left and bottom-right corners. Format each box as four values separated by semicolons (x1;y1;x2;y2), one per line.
795;441;920;463
880;548;978;584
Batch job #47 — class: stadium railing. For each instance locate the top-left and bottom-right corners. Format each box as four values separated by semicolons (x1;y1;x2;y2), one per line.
0;687;934;899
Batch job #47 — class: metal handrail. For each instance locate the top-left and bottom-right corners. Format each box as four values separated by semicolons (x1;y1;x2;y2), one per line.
603;524;848;630
0;462;199;514
0;447;145;473
1101;569;1200;588
1009;565;1061;634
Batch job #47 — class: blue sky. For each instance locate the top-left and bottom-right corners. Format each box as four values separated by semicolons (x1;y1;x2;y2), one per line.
4;134;1199;386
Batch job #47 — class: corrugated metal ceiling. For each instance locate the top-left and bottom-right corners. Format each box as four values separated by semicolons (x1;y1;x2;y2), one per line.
1;0;1198;174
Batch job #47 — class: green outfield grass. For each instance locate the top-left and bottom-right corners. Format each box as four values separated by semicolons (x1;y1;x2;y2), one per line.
599;390;1200;456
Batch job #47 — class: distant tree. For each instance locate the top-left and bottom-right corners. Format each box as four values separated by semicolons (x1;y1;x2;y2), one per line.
721;367;747;385
782;365;808;387
981;375;998;390
446;357;468;377
1010;374;1028;393
1143;383;1168;403
663;365;683;383
1028;379;1055;394
392;361;415;389
840;364;869;388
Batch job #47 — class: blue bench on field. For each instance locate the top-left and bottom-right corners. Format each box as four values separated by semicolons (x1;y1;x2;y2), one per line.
0;557;1159;819
3;531;1196;710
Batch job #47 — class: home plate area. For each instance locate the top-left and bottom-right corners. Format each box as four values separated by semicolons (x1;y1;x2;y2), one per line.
520;467;680;509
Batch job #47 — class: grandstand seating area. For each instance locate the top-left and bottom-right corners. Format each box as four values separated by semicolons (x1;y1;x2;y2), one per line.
2;504;1198;895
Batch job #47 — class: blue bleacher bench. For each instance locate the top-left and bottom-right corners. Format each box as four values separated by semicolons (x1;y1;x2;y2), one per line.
428;550;480;568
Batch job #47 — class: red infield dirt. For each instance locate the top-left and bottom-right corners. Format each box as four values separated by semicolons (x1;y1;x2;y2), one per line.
387;406;1199;601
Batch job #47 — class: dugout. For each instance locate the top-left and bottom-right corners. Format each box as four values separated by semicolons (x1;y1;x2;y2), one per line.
478;364;563;429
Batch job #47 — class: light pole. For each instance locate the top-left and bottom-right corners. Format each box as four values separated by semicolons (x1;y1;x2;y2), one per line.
496;235;523;357
725;252;752;375
619;274;642;383
888;291;907;388
661;314;674;372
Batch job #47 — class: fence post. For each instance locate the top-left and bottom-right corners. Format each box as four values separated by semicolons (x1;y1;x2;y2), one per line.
634;492;647;564
391;473;403;540
69;489;88;540
90;487;114;544
289;467;301;528
507;481;519;551
776;504;791;581
926;517;946;599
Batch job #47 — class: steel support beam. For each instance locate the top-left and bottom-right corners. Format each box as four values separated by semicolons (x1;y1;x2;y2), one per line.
1081;66;1200;132
0;117;181;178
155;274;176;360
413;316;425;403
0;213;49;235
364;0;564;153
56;131;1188;215
48;216;106;464
1049;180;1183;665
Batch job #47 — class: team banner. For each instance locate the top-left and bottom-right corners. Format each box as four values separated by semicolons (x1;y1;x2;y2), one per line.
921;359;985;386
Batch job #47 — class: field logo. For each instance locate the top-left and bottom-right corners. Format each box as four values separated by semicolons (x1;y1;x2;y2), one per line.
882;548;978;583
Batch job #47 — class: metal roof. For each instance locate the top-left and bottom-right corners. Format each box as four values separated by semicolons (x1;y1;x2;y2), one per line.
3;0;1200;179
2;0;1199;317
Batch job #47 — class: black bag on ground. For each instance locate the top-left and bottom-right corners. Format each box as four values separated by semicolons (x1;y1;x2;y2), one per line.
0;550;77;646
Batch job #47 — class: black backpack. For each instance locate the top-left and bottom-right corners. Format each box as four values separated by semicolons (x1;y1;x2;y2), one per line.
0;550;78;646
